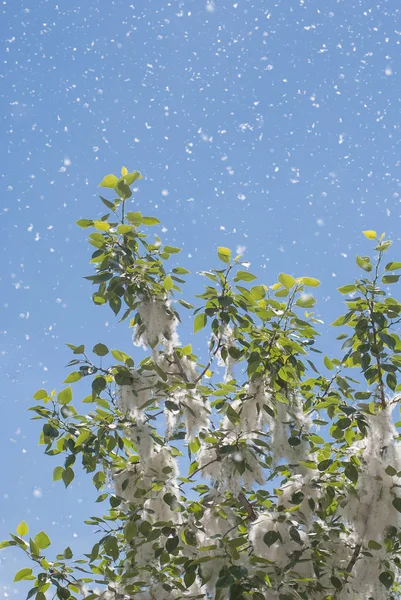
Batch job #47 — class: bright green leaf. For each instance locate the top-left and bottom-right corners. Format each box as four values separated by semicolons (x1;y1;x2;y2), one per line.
93;220;110;232
278;273;296;289
16;521;28;536
362;230;377;240
34;531;51;550
14;568;34;582
163;275;174;291
57;387;72;405
217;246;231;264
99;174;118;188
300;277;320;287
194;313;207;333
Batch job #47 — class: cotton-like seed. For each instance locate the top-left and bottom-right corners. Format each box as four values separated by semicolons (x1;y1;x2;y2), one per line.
133;297;179;353
342;408;401;543
125;421;156;465
197;440;264;495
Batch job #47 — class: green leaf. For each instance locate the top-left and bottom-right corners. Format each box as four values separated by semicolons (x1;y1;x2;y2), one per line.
14;568;34;582
194;313;207;333
218;247;231;264
99;174;118;188
385;262;401;271
382;275;400;284
376;241;392;252
93;220;110;232
338;284;357;295
163;275;174;291
166;535;179;553
362;230;377;240
109;296;122;315
226;405;241;426
53;467;64;482
33;389;48;400
92;292;107;304
34;531;51;549
93;343;109;357
330;576;343;591
379;570;394;590
62;468;74;488
344;463;358;484
119;170;142;186
263;531;280;547
368;540;383;550
16;521;28;536
117;224;134;234
124;521;137;543
234;270;257;282
392;497;401;513
164;245;181;254
76;219;93;228
63;371;82;383
300;277;320;287
57;386;72;405
318;459;333;471
295;294;316;308
278;273;296;289
356;255;372;272
184;570;196;588
142;216;160;226
324;356;334;370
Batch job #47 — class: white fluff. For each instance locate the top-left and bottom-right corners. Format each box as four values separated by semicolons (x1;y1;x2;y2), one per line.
342;408;401;543
143;483;183;524
277;473;318;528
165;388;210;440
119;371;157;417
222;378;272;434
113;463;143;504
125;421;156;465
269;392;311;464
250;512;312;576
197;439;264;495
217;325;237;382
133;297;179;353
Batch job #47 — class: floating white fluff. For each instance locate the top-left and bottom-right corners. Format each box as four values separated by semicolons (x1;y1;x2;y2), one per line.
133;297;179;353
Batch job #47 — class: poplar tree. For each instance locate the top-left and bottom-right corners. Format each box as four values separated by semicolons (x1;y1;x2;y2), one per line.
4;169;401;600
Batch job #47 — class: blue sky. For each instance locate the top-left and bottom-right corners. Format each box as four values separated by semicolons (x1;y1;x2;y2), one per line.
1;0;401;595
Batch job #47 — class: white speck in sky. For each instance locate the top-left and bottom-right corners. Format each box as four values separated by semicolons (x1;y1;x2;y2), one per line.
385;66;393;76
206;0;215;12
33;488;42;498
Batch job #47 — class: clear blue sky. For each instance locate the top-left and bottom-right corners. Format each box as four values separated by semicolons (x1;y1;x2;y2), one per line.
1;0;401;595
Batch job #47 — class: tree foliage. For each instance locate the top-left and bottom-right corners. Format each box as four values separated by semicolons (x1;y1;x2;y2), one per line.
4;169;401;599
